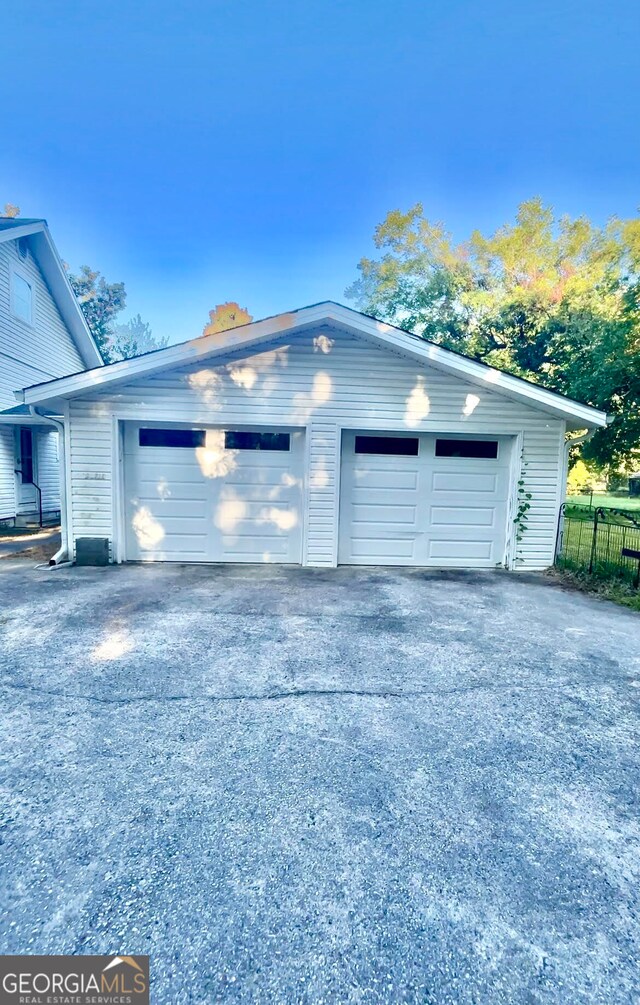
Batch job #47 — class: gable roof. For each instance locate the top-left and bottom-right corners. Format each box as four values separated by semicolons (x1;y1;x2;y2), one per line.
16;301;607;429
0;217;103;369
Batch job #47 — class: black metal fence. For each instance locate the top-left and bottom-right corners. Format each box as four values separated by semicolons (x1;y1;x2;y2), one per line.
556;504;640;587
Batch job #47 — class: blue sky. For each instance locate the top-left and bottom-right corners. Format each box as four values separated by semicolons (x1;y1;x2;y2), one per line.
2;0;639;344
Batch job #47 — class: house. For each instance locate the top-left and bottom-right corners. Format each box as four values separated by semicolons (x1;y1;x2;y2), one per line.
0;217;102;531
16;302;607;569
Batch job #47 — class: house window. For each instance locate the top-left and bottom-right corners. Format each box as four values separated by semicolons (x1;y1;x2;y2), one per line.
19;428;34;483
435;438;498;459
12;272;33;324
354;435;419;456
225;431;290;451
139;428;205;448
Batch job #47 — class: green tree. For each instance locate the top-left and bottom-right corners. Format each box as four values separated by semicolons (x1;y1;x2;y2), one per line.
68;267;165;363
68;265;126;361
347;199;640;469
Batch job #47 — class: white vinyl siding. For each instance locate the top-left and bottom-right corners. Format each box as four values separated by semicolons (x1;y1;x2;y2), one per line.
0;237;87;520
35;429;60;514
11;271;32;324
67;401;113;556
0;354;59;412
67;328;565;570
0;241;85;389
0;426;15;520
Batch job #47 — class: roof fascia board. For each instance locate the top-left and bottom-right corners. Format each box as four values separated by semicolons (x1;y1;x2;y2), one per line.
0;222;45;244
20;304;332;404
19;300;607;428
324;305;607;428
0;221;103;369
0;413;61;425
31;228;104;369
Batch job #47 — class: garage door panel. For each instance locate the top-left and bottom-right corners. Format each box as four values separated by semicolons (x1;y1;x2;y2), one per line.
220;535;292;560
137;533;210;555
136;475;210;495
430;506;496;527
432;471;499;493
339;432;511;568
124;424;303;563
224;468;297;487
349;488;419;509
142;512;208;531
218;484;298;504
350;537;417;559
350;468;418;491
428;540;494;560
352;503;418;524
136;484;210;503
215;498;297;516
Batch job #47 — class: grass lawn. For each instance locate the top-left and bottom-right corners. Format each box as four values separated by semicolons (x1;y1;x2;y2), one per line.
551;566;640;611
569;492;640;510
558;500;640;599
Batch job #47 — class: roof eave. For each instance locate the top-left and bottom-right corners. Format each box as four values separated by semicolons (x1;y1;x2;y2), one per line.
0;220;103;370
0;221;47;243
31;227;104;369
17;301;609;429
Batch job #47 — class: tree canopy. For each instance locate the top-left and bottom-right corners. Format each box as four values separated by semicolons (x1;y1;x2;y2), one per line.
68;265;127;361
110;314;169;361
67;266;165;363
347;199;640;470
203;302;252;337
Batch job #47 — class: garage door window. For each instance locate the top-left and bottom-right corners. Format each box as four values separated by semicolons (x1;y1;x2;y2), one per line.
225;431;290;451
139;428;205;448
435;438;498;459
354;435;419;456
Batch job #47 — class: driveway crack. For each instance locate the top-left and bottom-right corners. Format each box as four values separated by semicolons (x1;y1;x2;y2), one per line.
0;676;629;706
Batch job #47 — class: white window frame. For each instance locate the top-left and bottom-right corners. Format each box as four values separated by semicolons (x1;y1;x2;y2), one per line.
10;264;35;327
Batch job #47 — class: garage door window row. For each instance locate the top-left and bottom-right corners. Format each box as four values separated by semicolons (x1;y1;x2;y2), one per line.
354;434;499;460
138;428;291;452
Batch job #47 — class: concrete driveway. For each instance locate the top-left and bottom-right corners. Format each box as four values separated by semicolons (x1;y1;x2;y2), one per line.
0;562;638;1004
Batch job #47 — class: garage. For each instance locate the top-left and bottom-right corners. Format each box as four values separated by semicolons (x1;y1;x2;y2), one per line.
20;304;607;571
338;430;513;567
123;423;304;563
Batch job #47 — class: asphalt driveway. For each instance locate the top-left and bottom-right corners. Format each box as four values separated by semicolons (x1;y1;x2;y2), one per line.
0;562;638;1004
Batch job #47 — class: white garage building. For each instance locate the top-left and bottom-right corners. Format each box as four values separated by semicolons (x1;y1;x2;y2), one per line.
18;303;607;570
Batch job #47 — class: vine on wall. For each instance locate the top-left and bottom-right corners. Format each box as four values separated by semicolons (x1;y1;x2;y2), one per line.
514;460;532;561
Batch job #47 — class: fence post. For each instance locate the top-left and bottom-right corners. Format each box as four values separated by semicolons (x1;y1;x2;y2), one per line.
588;507;599;574
555;503;565;563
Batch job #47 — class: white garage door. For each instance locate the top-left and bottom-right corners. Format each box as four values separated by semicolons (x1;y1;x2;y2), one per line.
124;424;304;563
338;431;512;567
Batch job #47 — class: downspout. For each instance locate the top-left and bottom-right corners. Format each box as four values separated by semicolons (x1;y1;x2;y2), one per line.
28;406;71;565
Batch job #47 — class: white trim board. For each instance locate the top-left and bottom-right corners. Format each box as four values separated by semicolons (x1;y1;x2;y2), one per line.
17;302;607;430
1;220;103;369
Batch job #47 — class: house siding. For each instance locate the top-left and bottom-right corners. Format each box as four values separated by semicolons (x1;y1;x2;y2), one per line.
68;327;565;569
0;239;85;409
36;429;61;514
0;426;15;520
0;236;86;520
